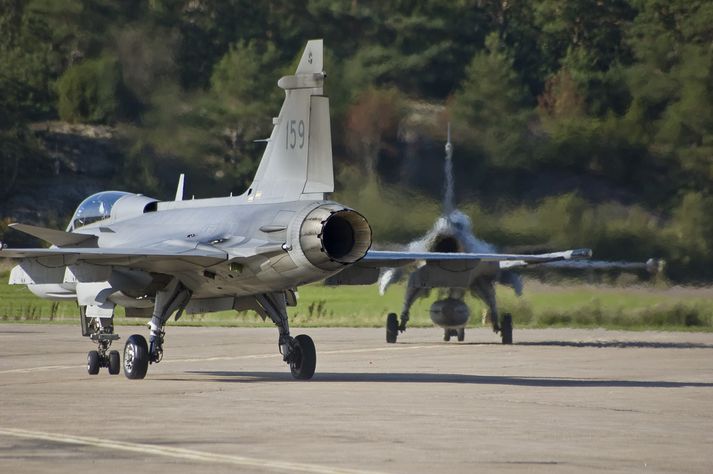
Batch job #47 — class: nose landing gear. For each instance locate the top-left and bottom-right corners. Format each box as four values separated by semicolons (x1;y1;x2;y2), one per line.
81;307;121;376
443;328;465;342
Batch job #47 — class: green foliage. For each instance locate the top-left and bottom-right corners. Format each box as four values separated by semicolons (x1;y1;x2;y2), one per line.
0;29;48;199
57;55;133;123
1;277;712;331
114;25;178;105
344;87;406;177
335;175;439;243
210;39;283;117
664;192;713;280
0;0;56;119
2;0;713;281
451;33;533;168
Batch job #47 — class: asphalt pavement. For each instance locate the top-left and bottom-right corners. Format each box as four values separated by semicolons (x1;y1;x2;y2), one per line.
1;325;712;473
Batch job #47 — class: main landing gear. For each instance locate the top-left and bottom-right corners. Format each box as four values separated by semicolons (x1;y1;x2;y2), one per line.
120;286;317;381
122;279;190;380
81;306;121;375
471;279;514;345
385;311;409;343
122;334;149;379
386;272;426;344
257;293;316;380
500;313;513;345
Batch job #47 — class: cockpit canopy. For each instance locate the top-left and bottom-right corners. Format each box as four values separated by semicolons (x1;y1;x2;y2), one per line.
68;191;132;231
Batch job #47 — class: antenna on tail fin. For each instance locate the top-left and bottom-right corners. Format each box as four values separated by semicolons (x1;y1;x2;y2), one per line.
174;173;185;201
246;39;333;203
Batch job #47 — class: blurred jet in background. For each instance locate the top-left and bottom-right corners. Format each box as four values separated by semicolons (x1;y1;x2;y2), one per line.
379;125;658;344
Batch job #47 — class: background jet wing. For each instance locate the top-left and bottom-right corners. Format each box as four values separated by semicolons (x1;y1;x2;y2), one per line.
360;248;592;268
517;257;661;273
326;248;591;286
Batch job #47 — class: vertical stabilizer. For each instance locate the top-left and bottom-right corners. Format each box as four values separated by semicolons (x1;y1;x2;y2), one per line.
443;123;455;216
247;39;333;202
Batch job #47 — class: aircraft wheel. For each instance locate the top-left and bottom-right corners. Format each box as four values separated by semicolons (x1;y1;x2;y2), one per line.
457;328;465;342
108;350;120;375
501;313;513;344
124;334;149;380
386;313;399;343
444;330;451;342
87;350;100;375
290;335;316;380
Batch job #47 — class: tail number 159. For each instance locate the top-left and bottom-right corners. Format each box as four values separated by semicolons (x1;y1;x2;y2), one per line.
286;120;305;150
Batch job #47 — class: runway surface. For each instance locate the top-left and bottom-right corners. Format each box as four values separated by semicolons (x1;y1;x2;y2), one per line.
1;324;712;473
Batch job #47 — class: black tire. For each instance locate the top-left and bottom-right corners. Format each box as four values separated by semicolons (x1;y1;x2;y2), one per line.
501;313;513;344
87;350;100;375
290;334;316;380
108;350;120;375
386;313;399;343
443;330;451;342
124;334;149;380
457;328;465;342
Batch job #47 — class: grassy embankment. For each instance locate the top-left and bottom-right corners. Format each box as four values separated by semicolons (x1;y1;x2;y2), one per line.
1;269;711;331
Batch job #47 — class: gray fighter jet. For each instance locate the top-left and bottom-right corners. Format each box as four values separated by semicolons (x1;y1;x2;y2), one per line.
0;40;590;380
379;126;658;345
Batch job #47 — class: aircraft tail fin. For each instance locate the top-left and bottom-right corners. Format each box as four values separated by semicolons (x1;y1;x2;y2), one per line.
443;123;455;216
246;39;333;202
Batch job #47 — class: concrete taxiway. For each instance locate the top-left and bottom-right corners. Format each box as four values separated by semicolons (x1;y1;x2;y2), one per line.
0;324;712;473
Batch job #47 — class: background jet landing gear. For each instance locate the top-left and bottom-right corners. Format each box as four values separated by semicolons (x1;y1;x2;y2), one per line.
385;312;409;343
443;328;465;342
80;306;120;375
500;313;513;344
386;313;399;343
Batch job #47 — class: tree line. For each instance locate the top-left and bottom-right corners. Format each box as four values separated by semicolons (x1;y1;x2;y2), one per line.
0;0;712;280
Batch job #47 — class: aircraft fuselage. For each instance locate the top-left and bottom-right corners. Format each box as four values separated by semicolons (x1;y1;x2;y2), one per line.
13;196;372;312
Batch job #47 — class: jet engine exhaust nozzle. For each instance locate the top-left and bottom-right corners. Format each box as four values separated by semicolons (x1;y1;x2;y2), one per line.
299;205;372;270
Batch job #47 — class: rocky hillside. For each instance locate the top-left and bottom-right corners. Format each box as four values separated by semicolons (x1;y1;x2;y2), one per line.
0;122;123;245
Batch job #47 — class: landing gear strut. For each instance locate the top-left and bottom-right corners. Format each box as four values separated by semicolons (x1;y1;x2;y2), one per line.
81;306;120;375
256;293;316;379
471;278;514;344
125;279;191;380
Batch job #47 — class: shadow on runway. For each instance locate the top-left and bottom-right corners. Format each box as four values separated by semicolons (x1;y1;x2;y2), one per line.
513;340;713;349
399;340;713;349
183;370;713;388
